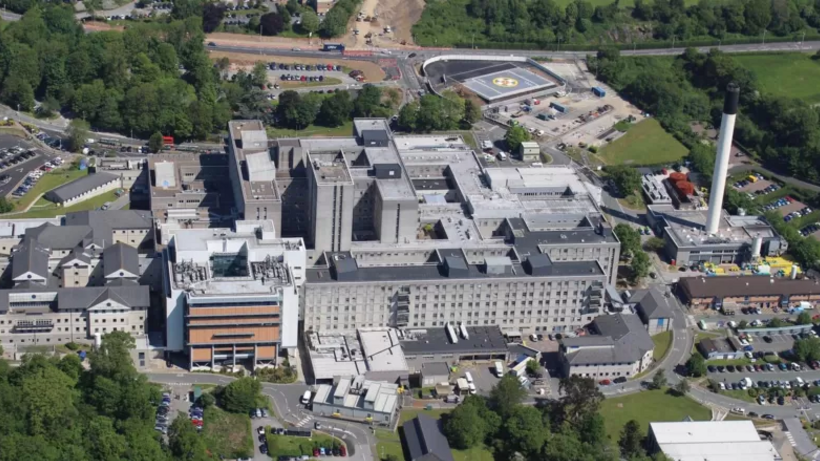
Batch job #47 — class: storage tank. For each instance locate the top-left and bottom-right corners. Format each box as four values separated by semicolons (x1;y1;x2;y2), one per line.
751;235;763;259
791;265;799;280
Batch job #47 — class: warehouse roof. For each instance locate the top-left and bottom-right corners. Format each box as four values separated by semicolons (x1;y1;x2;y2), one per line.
680;276;820;299
401;325;508;356
650;421;780;461
46;171;118;203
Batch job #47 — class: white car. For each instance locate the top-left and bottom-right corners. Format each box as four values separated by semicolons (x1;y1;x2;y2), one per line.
739;339;749;346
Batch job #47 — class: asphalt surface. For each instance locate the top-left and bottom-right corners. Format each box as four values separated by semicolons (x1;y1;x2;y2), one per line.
146;373;374;461
0;136;60;198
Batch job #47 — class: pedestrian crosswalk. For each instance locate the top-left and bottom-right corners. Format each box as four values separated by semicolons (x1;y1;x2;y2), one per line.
704;402;729;421
785;431;797;446
294;415;313;427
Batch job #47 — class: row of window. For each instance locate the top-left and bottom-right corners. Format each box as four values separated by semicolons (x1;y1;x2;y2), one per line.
1;324;143;337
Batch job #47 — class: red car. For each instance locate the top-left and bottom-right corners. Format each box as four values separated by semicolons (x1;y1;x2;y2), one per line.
191;419;203;427
313;448;320;457
599;379;611;386
340;445;347;457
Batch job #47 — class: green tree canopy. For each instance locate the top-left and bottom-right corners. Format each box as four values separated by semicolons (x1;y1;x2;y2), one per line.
505;125;531;152
488;374;527;420
221;377;262;414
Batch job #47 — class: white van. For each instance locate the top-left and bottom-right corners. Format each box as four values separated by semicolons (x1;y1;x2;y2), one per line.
300;390;312;404
494;361;504;378
795;377;805;387
467;383;477;395
465;372;474;384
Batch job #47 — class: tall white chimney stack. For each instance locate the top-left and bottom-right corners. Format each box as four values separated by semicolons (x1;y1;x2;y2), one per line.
705;83;740;235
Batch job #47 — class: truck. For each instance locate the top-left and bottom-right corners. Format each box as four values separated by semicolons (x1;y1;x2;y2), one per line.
549;102;567;113
322;43;346;52
494;361;504;378
592;86;606;97
509;356;532;377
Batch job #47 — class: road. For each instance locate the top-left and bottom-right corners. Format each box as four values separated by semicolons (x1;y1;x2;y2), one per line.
146;373;374;461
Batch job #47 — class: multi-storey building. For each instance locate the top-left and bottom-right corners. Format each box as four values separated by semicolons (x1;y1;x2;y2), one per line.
148;153;234;226
0;211;155;362
161;220;305;370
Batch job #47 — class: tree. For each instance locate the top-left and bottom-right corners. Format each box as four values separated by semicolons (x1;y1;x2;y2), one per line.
685;353;707;377
442;396;492;449
606;165;641;195
0;197;14;214
463;99;481;125
797;311;813;325
299;9;320;35
614;224;642;256
651;372;668;389
260;12;285;35
557;376;604;427
2;74;35;112
644;237;666;252
199;392;216;409
738;320;749;330
619;419;644;458
353;85;384;117
505;125;530;152
397;101;419;131
504;405;548;455
148;132;165;153
221;377;262;414
794;337;820;363
768;318;786;328
202;2;226;33
317;91;353;127
630;250;651;282
675;378;691;395
488;374;527;420
66;118;90;152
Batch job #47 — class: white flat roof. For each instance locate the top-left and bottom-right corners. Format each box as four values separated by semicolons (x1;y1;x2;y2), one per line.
650;421;761;444
659;441;781;461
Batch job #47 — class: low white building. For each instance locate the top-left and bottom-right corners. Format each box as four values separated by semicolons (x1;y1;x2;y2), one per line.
311;376;400;426
45;171;121;206
648;421;782;461
560;314;654;379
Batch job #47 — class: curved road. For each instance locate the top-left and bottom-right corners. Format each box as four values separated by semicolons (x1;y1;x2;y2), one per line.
145;373;374;461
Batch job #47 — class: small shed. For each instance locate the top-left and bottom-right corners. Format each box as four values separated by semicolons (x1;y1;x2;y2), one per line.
517;141;540;162
421;362;450;387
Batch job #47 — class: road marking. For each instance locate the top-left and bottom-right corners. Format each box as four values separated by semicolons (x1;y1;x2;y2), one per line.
785;431;797;446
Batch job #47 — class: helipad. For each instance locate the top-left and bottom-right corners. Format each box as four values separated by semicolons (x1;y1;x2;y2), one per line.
462;66;555;101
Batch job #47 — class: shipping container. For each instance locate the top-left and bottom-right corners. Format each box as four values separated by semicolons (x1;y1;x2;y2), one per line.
162;135;174;145
549;102;567;113
592;87;606;97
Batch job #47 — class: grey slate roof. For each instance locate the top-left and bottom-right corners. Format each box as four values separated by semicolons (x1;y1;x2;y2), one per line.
65;210;152;230
45;171;118;203
103;242;139;277
421;362;450;378
404;414;455;461
11;241;50;280
563;314;654;366
401;325;508;356
0;284;150;313
630;287;673;319
26;224;94;250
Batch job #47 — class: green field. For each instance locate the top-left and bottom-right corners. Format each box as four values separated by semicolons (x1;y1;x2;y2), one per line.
652;331;673;361
378;408;494;461
202;407;253;459
733;53;820;104
11;190;121;219
599;389;712;442
266;120;353;138
266;431;342;458
6;168;87;212
599;118;688;165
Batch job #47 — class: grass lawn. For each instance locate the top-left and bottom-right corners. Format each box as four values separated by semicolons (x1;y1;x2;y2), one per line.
720;389;757;403
266;431;342;458
6;168;87;212
11;190;121;219
599;389;712;443
267;120;353;138
378;408;494;461
705;357;752;366
617;194;646;210
280;77;343;88
652;331;673;361
202;407;253;459
733;53;820;104
598;118;688;166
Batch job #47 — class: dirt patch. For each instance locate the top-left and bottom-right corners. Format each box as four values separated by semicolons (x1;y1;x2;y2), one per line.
343;0;424;48
82;21;123;32
206;32;314;48
208;51;386;81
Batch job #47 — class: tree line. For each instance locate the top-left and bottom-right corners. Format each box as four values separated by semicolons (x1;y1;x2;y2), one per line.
589;47;820;270
440;374;670;460
0;5;250;141
412;0;819;47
